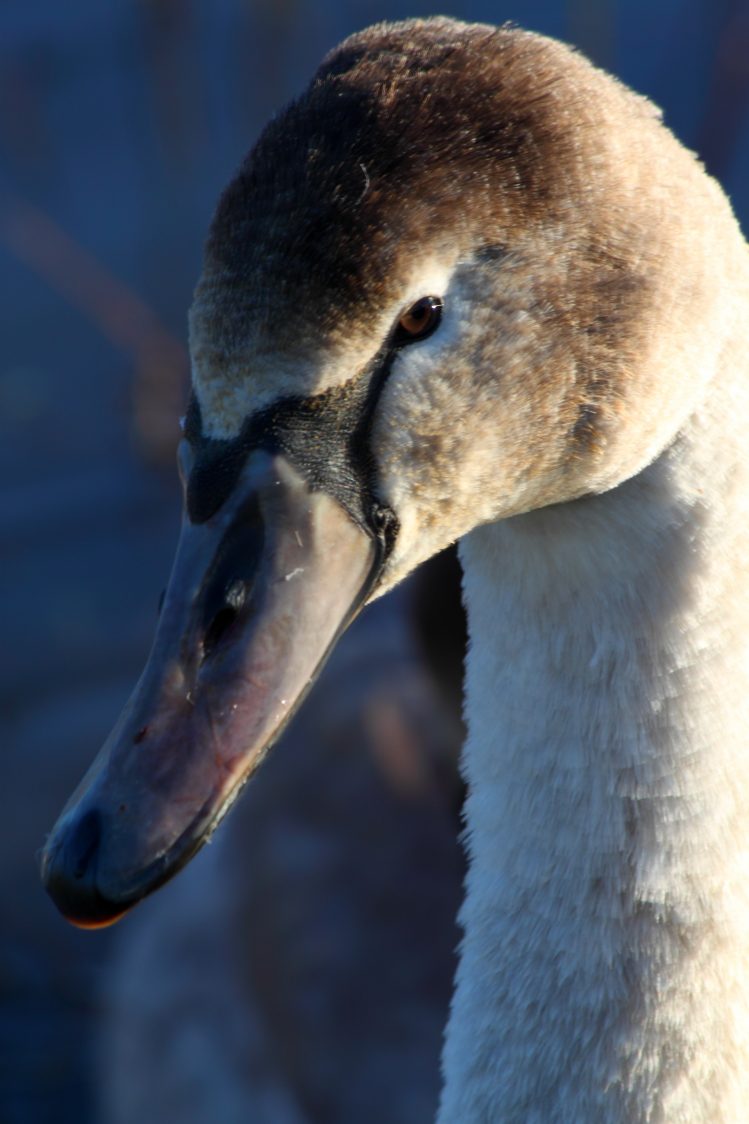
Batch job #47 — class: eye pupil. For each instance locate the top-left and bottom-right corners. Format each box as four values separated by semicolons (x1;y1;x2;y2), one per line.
395;295;443;345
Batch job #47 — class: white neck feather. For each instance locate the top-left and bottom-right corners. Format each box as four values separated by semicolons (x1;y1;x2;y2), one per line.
439;357;749;1121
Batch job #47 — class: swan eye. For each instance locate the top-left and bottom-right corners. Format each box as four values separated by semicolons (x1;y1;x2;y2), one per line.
394;295;443;345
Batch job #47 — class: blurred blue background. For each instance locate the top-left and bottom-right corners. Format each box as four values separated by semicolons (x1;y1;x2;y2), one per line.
2;2;748;1122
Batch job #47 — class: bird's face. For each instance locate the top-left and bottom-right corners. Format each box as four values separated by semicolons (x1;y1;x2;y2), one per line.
41;17;716;927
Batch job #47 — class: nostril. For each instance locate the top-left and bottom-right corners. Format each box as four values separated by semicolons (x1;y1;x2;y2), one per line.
204;607;238;655
203;580;247;659
68;809;103;880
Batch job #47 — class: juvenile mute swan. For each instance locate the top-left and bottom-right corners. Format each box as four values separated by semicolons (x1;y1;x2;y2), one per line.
42;18;749;1122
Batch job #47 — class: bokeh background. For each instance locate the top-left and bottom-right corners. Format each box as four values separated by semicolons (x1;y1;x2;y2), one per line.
2;2;748;1122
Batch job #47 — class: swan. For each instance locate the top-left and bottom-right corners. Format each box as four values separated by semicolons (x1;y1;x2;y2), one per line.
41;17;749;1121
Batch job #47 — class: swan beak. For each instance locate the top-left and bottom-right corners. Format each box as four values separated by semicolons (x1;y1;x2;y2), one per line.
40;446;380;928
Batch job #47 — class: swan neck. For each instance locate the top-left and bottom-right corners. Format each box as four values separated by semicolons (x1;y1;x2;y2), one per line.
440;421;749;1122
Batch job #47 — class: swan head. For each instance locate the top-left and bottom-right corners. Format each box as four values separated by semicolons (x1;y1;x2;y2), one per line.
41;17;734;925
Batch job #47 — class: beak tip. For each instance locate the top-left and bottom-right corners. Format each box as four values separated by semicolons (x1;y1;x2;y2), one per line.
40;808;131;930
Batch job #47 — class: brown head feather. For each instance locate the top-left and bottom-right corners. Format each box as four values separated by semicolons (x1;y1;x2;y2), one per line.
189;17;745;592
191;19;659;421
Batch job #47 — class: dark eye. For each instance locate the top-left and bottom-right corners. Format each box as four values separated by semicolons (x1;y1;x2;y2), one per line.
393;295;443;346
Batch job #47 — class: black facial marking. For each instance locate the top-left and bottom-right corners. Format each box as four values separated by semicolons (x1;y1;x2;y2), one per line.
185;344;397;549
